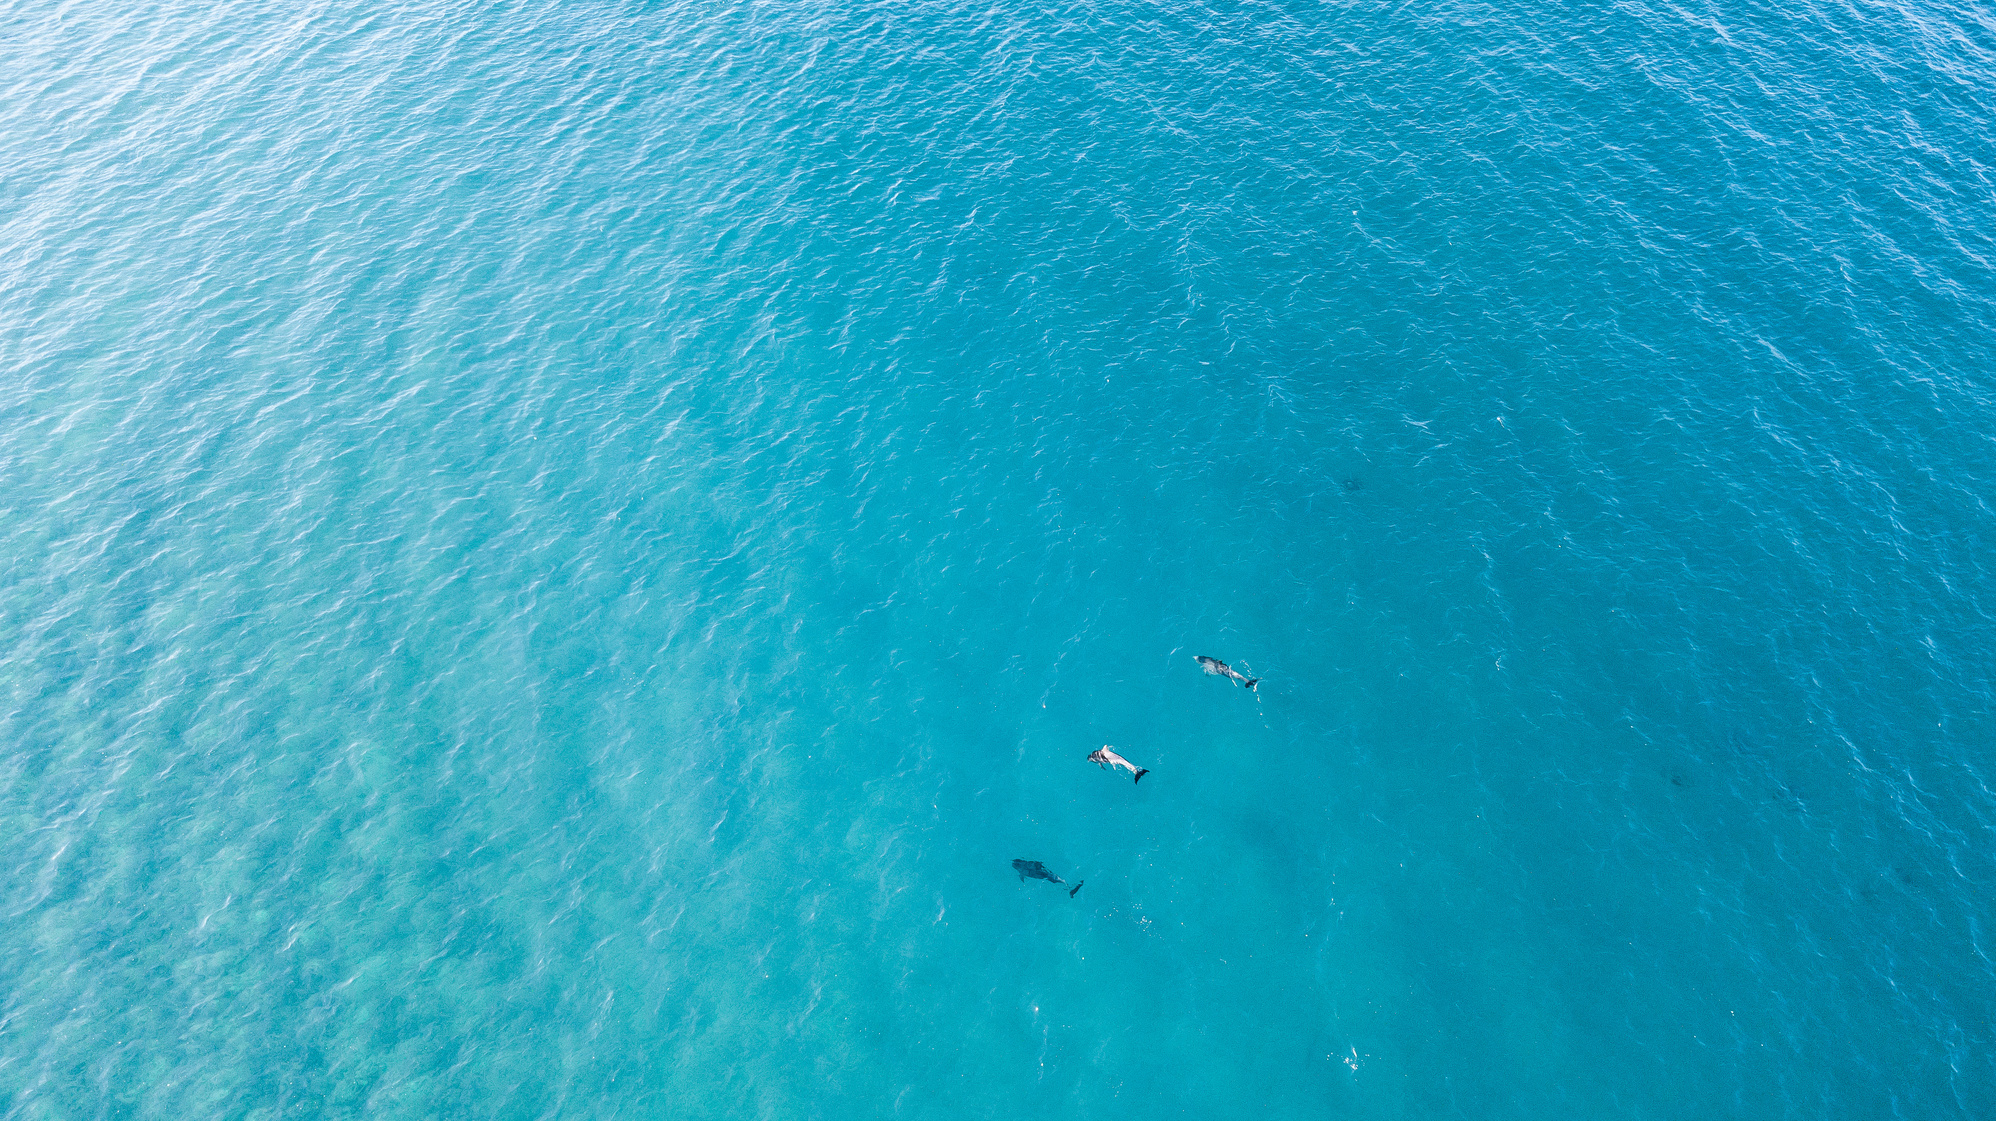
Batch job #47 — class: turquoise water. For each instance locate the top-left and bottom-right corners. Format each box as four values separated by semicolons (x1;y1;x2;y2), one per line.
4;0;1995;1116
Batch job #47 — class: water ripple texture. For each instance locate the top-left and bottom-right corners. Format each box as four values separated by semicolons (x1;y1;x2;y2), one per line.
3;0;1994;1117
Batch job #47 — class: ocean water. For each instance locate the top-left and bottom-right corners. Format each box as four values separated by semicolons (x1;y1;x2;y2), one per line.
4;0;1995;1116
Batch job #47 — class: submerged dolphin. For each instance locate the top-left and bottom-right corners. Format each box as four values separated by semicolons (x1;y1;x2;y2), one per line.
1195;655;1258;691
1013;859;1083;897
1088;746;1149;784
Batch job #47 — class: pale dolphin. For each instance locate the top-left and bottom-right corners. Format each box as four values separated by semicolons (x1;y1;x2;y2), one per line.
1088;746;1150;784
1195;654;1258;691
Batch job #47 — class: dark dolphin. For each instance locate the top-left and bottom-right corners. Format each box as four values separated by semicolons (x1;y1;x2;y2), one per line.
1013;859;1082;897
1012;859;1062;884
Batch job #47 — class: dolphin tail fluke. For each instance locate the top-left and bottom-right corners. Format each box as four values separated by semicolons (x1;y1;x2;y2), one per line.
1244;677;1259;691
1134;768;1149;784
1069;881;1083;898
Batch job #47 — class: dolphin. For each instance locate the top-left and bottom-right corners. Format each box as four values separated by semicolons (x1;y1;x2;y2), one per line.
1088;746;1150;784
1195;655;1258;691
1013;859;1082;897
1012;859;1063;884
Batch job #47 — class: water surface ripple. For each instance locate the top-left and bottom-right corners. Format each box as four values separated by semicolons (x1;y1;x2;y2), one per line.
3;0;1994;1117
